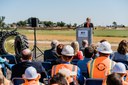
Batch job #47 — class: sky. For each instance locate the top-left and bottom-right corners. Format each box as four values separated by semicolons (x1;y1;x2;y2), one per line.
0;0;128;26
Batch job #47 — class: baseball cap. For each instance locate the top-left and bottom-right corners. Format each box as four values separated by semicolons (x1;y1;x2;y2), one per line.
58;68;77;77
61;45;74;56
97;41;113;54
112;62;127;74
22;66;39;79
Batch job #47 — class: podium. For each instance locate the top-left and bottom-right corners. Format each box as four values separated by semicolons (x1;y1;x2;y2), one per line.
76;27;93;47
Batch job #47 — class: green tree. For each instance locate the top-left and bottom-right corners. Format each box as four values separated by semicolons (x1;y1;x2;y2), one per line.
56;21;65;27
17;20;27;27
73;23;77;27
43;21;54;27
112;21;117;28
66;24;72;28
0;16;5;28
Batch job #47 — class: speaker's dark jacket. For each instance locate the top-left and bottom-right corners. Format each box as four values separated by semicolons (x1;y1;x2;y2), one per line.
84;23;94;28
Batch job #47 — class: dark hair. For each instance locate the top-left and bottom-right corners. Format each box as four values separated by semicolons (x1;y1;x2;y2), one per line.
90;44;98;59
106;73;122;85
57;44;64;56
50;73;68;85
86;17;90;21
117;40;128;55
100;39;107;43
84;46;94;58
21;51;32;60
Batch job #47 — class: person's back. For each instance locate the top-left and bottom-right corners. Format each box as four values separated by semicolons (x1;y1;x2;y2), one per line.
11;49;46;83
11;61;44;78
87;41;115;78
44;40;59;61
88;56;115;78
51;45;84;85
77;46;94;75
112;40;128;62
71;41;83;60
80;40;88;53
52;64;77;77
113;52;128;61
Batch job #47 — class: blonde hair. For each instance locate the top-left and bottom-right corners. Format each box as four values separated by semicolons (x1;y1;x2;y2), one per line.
71;41;79;55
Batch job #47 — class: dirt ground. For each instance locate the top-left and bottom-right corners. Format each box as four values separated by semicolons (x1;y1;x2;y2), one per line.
26;34;127;52
26;34;127;43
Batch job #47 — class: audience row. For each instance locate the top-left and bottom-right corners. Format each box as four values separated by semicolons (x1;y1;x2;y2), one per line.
0;39;127;85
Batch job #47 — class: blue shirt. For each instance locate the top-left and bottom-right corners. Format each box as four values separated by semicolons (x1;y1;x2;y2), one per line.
61;61;84;85
112;52;128;61
77;57;92;73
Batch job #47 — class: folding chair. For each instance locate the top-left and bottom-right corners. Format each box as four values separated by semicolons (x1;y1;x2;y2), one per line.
85;78;103;85
12;77;25;85
42;62;52;76
42;62;52;71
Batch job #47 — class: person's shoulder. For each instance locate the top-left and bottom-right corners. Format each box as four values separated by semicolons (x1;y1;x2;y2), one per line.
77;60;84;65
32;61;42;63
31;61;42;65
113;51;118;54
44;49;51;52
12;63;22;68
87;58;94;64
12;63;23;72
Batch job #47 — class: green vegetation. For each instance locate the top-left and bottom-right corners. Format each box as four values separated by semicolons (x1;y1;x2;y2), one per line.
17;29;128;37
17;29;76;36
94;29;128;37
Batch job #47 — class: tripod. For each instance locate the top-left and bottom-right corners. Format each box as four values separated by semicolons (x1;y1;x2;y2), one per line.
32;27;44;59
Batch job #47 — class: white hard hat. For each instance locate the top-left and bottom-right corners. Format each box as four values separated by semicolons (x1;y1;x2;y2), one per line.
58;68;77;77
61;45;74;56
112;62;127;74
22;66;39;79
97;41;113;54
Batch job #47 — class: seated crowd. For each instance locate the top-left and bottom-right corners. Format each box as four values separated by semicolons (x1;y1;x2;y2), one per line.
0;39;128;85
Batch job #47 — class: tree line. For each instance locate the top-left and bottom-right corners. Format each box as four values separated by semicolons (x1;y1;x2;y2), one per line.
0;16;77;29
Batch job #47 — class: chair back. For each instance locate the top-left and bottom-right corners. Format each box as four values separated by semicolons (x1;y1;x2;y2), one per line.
12;77;25;85
85;78;103;85
42;62;52;76
42;62;52;71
